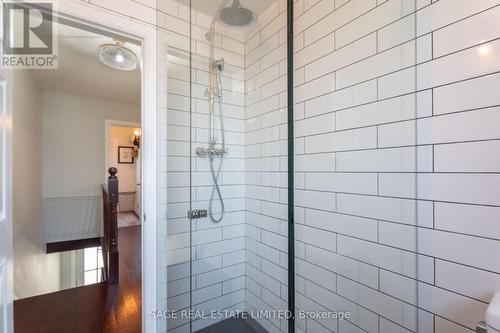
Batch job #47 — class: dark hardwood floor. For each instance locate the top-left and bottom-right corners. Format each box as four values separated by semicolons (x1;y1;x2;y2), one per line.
14;225;142;333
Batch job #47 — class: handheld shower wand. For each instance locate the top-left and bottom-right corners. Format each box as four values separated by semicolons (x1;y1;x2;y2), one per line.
196;25;227;223
196;0;256;223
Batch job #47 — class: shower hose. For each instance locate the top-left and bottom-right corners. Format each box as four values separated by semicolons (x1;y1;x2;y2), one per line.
208;66;225;223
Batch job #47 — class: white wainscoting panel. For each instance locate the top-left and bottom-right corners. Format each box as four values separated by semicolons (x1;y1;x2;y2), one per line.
44;196;101;243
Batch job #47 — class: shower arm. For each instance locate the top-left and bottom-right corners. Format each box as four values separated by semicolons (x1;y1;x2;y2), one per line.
208;0;231;73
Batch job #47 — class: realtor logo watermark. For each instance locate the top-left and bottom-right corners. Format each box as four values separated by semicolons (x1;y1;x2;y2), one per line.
2;1;58;69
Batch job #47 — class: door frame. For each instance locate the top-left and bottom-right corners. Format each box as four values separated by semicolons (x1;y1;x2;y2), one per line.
32;2;158;332
1;66;14;333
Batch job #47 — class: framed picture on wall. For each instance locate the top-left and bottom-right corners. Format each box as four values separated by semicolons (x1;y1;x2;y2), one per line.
118;146;134;164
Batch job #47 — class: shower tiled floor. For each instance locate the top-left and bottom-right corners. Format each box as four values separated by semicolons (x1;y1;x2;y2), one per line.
195;317;262;333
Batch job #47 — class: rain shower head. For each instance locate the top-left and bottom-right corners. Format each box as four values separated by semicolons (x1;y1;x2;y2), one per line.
217;0;256;29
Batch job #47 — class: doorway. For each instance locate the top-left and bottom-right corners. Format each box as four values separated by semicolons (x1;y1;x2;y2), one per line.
9;10;147;333
105;121;142;228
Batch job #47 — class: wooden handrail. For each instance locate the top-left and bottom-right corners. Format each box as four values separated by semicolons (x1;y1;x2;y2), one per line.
102;167;119;284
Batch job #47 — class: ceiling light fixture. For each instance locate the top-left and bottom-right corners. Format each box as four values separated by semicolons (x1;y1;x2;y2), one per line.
99;39;137;71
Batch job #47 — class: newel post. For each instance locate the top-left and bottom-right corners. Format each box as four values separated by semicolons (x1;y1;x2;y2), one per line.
107;167;119;284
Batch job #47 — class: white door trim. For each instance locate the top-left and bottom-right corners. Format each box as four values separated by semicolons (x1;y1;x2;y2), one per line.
0;67;13;333
49;2;158;332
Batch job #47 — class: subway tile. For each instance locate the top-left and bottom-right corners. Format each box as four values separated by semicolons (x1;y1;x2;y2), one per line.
306;244;379;289
306;80;377;119
305;208;378;242
418;107;500;145
378;14;416;52
379;317;414;333
336;147;420;172
305;280;379;332
296;258;337;292
417;39;500;90
196;238;245;259
434;140;500;173
295;153;335;172
295;222;337;252
434;202;500;240
306;126;377;153
295;113;335;137
294;0;336;35
193;284;222;305
89;0;157;24
338;235;417;278
378;67;416;100
418;283;487;330
416;0;499;36
295;33;335;69
416;33;433;63
337;193;422;226
304;33;377;82
417;89;433;118
436;260;500;303
379;173;417;199
306;172;378;195
338;276;417;331
379;222;417;252
336;0;415;48
418;228;500;273
295;189;335;211
417;173;500;206
378;119;416;148
336;40;415;90
418;255;435;285
294;73;336;103
434;72;500;115
336;93;416;130
435;317;475;333
304;0;376;46
433;6;500;58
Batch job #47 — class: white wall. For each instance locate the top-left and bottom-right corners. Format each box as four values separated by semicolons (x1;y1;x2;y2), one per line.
42;91;140;197
12;70;61;299
108;125;140;193
42;91;140;242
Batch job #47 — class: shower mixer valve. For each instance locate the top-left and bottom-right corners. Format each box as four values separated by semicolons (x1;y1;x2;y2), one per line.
196;141;228;158
204;88;222;98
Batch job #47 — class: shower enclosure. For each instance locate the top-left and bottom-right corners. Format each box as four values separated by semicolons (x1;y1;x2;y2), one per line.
160;0;419;332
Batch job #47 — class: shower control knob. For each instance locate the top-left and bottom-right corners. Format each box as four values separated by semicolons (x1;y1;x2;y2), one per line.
188;209;208;220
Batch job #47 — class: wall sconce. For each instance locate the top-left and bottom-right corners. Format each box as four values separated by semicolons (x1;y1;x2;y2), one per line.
131;129;141;158
132;129;141;149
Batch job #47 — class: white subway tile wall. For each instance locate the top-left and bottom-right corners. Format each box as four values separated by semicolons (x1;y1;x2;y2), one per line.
292;1;500;333
80;0;500;332
244;1;290;332
159;1;248;332
293;1;418;332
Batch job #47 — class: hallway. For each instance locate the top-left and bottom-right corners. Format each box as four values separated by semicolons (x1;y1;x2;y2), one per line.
13;225;142;333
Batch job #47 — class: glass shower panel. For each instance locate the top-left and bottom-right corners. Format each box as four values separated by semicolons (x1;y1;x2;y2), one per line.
160;0;290;332
242;1;290;333
188;0;289;332
158;0;193;332
188;1;248;330
293;1;418;333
